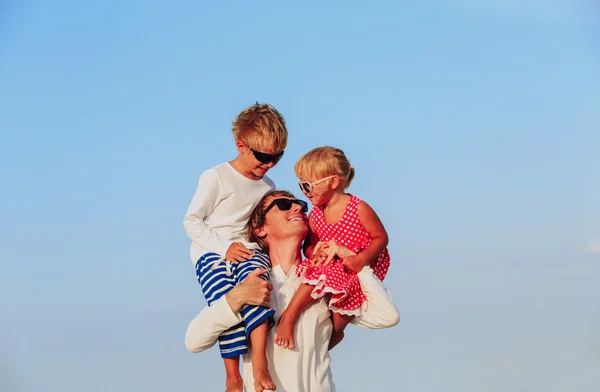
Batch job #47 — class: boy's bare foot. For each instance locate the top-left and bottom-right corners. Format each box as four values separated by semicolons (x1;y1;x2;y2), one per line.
253;366;276;391
225;375;243;392
274;312;295;350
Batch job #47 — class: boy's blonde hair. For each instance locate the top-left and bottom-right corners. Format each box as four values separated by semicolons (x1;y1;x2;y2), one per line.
232;103;287;152
294;146;355;189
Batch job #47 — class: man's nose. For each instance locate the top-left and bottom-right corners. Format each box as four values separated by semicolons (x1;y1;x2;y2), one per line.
292;203;302;212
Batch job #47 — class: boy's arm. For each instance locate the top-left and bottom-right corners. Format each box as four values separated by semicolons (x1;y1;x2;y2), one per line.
183;169;231;256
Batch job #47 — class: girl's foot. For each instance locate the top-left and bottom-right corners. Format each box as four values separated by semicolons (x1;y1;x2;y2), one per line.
253;366;276;391
274;312;295;350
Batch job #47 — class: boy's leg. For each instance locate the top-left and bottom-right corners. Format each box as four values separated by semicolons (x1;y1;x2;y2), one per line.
249;321;276;392
196;253;248;388
235;251;276;334
235;251;276;391
224;357;243;392
274;282;316;350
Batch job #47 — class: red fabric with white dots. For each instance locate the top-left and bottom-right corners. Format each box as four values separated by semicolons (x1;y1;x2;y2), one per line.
297;195;390;314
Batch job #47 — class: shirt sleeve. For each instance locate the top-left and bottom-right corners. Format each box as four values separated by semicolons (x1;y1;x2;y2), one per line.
184;296;243;353
352;266;400;329
183;169;231;256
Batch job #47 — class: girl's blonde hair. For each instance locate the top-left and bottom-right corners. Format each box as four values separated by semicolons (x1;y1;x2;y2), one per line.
294;146;355;189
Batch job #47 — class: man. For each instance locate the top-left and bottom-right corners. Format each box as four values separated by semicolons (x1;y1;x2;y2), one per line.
185;190;399;391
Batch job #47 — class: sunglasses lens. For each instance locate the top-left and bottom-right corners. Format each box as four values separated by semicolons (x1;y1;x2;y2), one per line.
252;149;284;165
300;182;311;193
273;151;284;163
298;200;308;212
276;199;293;210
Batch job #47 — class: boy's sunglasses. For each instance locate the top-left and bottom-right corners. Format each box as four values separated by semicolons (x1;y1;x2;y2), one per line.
251;148;284;165
298;175;336;194
263;198;308;216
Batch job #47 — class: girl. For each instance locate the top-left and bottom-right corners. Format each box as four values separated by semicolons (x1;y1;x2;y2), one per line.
274;146;391;350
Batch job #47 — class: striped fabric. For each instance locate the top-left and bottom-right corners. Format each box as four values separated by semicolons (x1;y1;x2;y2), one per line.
196;251;275;358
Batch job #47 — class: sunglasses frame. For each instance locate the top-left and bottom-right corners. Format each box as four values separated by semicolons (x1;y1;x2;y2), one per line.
250;148;284;165
298;175;337;194
263;198;308;216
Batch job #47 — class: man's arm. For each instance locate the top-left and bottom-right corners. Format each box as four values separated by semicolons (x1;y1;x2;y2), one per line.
183;169;231;257
184;269;273;352
352;266;400;329
185;295;242;353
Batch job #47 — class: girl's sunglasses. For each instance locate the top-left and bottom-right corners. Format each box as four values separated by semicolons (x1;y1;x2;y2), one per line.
251;148;284;165
298;175;336;194
263;198;308;216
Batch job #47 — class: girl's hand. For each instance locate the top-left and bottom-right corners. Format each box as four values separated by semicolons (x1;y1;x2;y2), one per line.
313;241;356;267
311;241;329;266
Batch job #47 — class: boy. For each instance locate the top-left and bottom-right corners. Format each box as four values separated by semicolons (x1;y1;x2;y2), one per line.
184;103;287;392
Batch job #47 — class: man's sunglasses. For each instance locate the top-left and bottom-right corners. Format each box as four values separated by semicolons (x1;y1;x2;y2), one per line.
298;175;336;194
251;148;284;165
263;198;308;215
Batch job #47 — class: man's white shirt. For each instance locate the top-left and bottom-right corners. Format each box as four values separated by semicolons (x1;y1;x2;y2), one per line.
185;265;400;392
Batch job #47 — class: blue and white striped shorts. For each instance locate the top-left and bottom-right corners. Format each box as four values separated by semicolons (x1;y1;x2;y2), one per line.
196;251;275;358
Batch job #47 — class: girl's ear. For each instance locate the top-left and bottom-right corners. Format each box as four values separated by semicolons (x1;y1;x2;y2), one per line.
330;175;342;190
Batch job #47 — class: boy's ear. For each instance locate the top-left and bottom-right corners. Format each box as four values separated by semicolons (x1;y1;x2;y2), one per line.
236;139;245;152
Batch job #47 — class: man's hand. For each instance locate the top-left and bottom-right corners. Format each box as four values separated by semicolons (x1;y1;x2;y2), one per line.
225;242;254;262
225;269;273;313
342;255;367;274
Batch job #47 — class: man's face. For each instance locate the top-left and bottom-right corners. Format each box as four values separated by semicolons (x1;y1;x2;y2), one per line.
259;195;309;246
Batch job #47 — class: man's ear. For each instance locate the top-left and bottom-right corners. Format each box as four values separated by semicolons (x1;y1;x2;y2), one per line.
255;226;267;239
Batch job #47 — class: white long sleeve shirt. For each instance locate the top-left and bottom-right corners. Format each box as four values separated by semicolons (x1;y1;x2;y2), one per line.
183;162;275;264
185;265;400;392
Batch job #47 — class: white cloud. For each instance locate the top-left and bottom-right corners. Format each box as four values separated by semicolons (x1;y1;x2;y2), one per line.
585;240;600;254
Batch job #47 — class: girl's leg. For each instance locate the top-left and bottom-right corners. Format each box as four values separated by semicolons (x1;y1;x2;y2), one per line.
249;320;276;392
329;312;354;350
224;356;243;392
275;283;316;350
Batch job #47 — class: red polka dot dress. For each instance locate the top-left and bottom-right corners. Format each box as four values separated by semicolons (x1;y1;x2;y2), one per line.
297;195;391;316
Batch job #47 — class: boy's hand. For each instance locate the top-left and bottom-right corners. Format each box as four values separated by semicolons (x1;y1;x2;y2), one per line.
225;242;254;262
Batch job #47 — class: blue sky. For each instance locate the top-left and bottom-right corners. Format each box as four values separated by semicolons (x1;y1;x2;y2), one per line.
1;1;599;391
